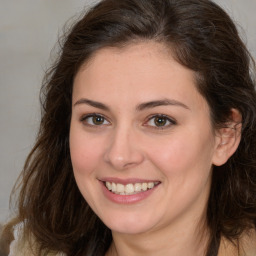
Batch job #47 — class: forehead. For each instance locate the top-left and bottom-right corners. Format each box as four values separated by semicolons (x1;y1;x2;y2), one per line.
73;41;207;112
84;41;174;67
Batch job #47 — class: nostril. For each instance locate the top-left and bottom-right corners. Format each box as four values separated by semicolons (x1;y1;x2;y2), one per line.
103;132;145;170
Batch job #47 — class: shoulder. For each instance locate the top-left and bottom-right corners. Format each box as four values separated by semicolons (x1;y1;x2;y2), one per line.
242;229;256;256
8;222;66;256
218;229;256;256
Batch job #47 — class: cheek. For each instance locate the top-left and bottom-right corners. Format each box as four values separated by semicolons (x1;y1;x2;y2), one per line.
147;130;215;178
69;127;101;177
69;127;104;206
148;137;193;166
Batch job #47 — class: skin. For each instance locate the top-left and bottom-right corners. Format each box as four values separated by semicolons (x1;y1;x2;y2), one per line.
69;42;240;256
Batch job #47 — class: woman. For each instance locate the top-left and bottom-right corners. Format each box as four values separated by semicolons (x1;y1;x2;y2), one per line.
1;0;256;255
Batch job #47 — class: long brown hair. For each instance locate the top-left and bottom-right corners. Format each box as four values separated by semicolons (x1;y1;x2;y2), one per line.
3;0;256;255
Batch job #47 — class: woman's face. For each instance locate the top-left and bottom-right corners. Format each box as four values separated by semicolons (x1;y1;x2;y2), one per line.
70;42;220;235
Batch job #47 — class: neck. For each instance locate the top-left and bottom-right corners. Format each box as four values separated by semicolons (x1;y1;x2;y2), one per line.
106;214;210;256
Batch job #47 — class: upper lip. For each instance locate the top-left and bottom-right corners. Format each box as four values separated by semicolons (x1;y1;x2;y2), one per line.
99;177;161;185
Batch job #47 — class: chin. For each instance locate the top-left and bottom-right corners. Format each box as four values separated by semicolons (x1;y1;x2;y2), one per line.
109;223;153;235
101;211;160;235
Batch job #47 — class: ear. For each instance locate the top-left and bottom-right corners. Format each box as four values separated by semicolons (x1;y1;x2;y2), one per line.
212;109;242;166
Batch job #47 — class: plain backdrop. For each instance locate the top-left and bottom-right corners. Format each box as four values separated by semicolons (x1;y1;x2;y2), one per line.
0;0;256;223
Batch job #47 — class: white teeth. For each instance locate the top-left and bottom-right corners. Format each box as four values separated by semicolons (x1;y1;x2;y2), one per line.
105;181;158;195
112;182;116;192
125;184;134;194
148;182;154;189
106;182;112;190
142;183;147;191
134;183;142;192
116;183;124;193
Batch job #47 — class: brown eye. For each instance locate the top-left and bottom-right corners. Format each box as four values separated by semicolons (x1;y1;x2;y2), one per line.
145;115;176;129
81;114;110;126
154;116;167;127
92;115;105;125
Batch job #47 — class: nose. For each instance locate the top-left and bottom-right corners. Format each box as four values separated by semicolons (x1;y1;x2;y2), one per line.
103;126;144;170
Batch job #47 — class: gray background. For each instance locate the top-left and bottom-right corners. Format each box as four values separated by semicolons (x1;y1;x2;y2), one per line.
0;0;256;223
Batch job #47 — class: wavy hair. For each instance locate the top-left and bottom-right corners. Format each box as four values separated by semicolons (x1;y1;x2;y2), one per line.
3;0;256;255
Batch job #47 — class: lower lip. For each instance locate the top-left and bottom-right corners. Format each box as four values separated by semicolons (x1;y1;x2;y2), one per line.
100;182;159;204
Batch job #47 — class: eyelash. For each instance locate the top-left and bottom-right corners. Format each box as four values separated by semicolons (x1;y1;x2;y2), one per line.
80;113;110;127
80;113;177;129
144;114;177;130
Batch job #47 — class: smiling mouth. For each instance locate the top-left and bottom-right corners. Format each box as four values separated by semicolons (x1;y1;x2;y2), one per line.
104;181;160;195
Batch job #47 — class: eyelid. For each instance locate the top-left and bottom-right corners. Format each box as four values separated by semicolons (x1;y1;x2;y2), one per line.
143;114;177;129
80;113;111;126
79;113;176;130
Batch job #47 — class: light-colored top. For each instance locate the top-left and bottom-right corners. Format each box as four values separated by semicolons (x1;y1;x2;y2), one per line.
8;223;256;256
8;223;66;256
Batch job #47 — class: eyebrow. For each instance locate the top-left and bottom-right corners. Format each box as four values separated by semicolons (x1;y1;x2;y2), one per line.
73;98;190;111
136;99;190;111
74;98;110;111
